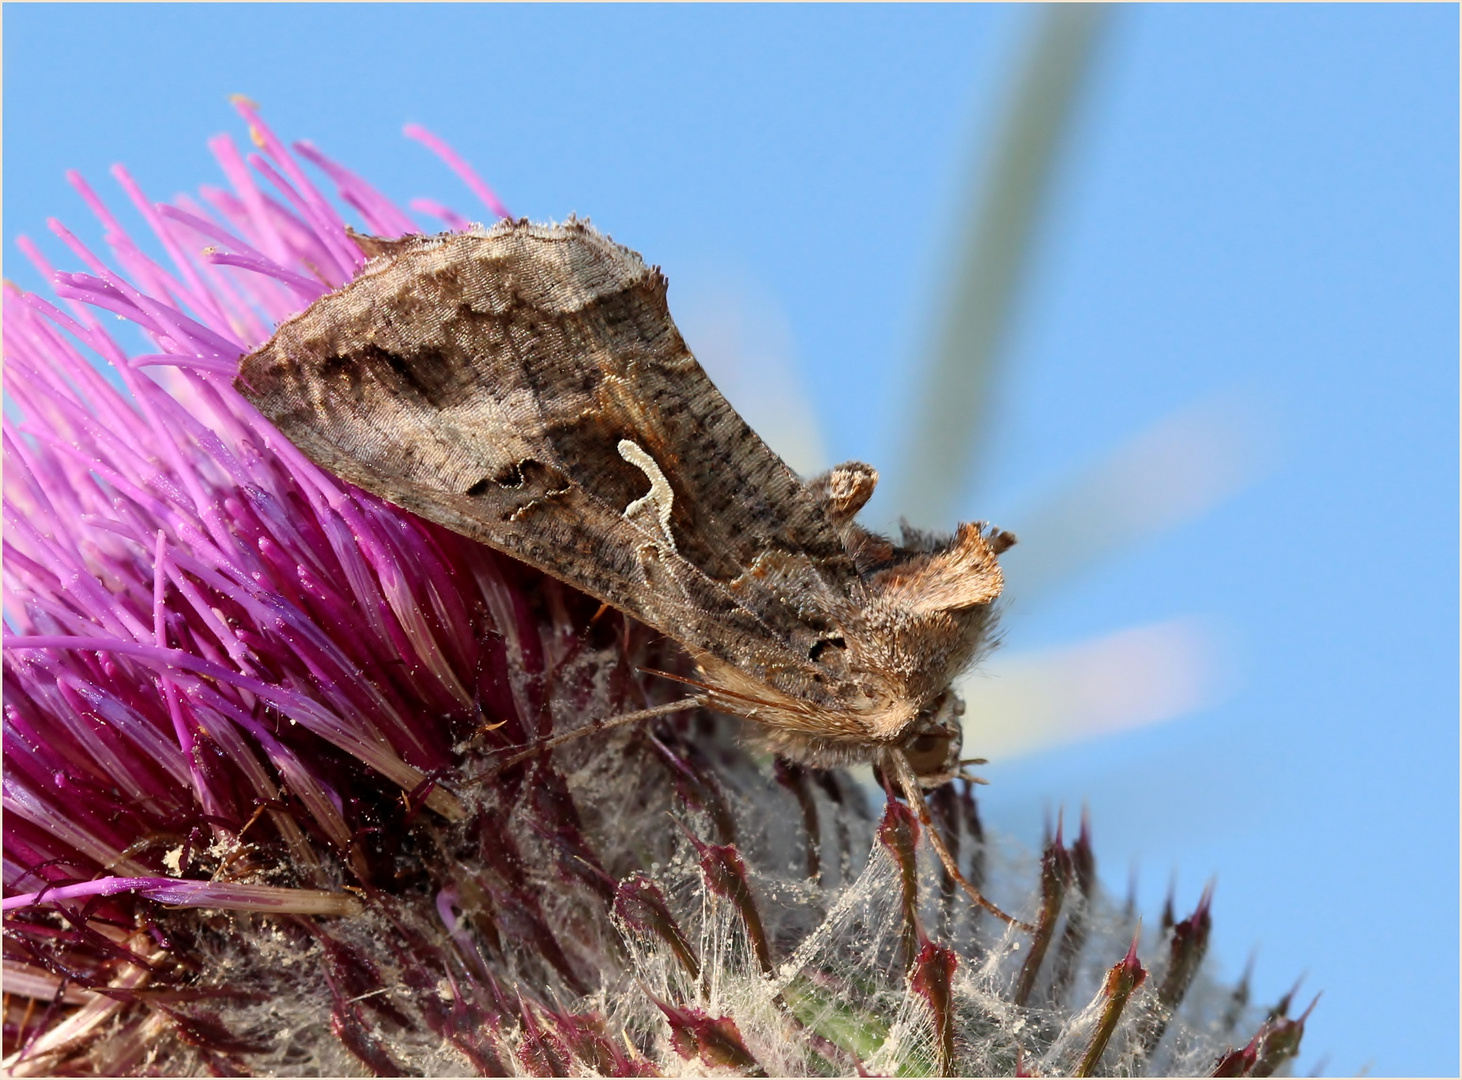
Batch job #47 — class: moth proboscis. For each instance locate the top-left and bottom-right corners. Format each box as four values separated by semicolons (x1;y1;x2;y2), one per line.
236;218;1026;928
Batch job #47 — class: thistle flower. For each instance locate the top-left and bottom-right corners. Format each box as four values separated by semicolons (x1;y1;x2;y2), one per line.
2;104;1310;1076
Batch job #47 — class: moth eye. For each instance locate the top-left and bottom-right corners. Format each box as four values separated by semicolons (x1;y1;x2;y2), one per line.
807;636;847;663
908;733;944;755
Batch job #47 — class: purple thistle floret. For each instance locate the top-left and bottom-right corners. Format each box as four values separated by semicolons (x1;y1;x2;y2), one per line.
3;105;1308;1076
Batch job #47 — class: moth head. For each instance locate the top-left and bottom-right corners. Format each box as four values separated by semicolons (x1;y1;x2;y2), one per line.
846;523;1014;706
900;690;965;787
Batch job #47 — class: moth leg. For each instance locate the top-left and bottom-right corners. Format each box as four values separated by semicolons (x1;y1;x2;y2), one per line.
618;439;678;553
885;750;1035;932
486;697;701;773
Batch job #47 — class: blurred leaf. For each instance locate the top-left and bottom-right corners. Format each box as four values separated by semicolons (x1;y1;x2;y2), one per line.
999;393;1276;602
959;617;1226;761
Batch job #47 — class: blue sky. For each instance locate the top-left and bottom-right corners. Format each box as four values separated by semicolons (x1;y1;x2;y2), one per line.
5;4;1457;1075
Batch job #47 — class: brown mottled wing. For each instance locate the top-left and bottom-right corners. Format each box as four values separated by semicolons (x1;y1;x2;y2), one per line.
235;219;855;693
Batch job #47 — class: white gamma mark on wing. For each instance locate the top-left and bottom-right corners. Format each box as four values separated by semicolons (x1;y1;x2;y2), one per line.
618;439;677;553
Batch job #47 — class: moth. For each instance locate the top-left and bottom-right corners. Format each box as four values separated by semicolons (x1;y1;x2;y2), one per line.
236;218;1021;923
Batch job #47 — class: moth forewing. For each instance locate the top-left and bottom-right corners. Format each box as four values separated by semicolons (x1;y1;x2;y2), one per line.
235;217;1013;791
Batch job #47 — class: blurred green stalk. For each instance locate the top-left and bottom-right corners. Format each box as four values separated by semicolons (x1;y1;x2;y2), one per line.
898;4;1110;527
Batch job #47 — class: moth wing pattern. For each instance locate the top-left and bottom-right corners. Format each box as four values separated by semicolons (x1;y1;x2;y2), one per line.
236;219;850;702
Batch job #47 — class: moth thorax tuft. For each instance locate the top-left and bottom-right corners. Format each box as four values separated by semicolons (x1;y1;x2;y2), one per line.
873;523;1006;616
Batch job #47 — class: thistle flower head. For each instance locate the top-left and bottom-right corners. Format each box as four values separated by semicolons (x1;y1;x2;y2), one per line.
3;105;1308;1076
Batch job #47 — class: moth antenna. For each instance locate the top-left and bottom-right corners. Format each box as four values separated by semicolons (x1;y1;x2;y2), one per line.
637;667;792;713
885;749;1034;932
485;697;702;774
636;666;722;694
